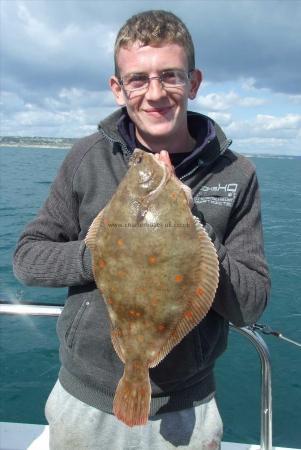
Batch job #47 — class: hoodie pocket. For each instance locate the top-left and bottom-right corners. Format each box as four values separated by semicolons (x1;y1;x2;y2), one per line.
65;299;90;349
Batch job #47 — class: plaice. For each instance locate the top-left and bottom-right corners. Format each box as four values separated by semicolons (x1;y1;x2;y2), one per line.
85;148;219;427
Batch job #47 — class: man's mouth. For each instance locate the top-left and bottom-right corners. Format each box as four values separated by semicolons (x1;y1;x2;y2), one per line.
144;107;173;116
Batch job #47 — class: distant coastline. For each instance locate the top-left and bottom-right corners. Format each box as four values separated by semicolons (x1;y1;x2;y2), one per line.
0;136;76;149
0;136;299;158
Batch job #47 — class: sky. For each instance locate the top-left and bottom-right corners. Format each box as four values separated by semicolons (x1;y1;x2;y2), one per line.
1;0;301;156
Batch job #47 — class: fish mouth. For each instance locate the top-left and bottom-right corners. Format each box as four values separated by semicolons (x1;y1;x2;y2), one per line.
138;171;154;185
143;161;170;201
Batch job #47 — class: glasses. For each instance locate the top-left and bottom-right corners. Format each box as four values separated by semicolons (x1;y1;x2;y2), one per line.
119;69;193;93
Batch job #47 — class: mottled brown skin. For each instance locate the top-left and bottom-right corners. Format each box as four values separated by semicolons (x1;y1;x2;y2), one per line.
85;149;219;426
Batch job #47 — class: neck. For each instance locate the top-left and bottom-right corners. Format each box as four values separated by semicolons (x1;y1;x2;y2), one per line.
135;130;196;154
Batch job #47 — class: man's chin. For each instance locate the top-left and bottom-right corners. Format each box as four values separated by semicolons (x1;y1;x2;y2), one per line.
141;121;177;138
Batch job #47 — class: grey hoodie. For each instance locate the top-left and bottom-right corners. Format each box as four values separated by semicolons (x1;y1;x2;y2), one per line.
13;109;270;415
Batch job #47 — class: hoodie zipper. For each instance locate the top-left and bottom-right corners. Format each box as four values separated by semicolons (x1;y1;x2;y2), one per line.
180;139;231;182
99;128;132;159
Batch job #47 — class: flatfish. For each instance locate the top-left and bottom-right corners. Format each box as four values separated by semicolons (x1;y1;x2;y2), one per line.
85;149;219;426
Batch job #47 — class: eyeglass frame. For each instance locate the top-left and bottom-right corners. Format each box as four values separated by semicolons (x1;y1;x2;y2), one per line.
118;69;195;94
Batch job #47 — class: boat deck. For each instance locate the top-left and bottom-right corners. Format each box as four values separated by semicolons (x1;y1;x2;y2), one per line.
0;422;299;450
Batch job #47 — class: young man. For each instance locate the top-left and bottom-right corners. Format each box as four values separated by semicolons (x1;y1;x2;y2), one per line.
13;10;270;449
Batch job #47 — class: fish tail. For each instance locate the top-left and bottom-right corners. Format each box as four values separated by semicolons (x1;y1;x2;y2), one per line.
113;363;151;427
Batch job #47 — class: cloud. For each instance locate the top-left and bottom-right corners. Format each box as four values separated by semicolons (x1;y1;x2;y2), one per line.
0;88;117;137
257;114;301;131
221;113;301;155
233;137;299;156
196;91;267;111
187;1;301;95
179;107;299;156
1;0;300;95
289;95;301;104
226;114;301;138
205;112;232;127
1;1;116;93
1;0;300;156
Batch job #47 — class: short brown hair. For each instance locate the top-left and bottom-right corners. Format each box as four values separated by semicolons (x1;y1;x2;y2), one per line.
114;10;195;76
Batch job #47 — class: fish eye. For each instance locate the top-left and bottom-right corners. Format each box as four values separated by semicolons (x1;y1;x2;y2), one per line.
131;153;143;165
129;151;146;167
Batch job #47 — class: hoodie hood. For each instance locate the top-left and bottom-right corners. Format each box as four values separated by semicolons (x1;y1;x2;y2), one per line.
98;108;232;178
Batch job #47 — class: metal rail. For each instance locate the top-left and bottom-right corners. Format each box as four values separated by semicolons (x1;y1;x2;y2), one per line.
0;302;272;450
231;324;272;450
0;302;63;316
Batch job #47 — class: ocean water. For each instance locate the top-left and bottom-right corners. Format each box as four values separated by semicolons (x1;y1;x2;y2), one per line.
0;146;300;447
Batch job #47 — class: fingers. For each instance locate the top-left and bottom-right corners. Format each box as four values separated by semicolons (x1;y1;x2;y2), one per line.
154;150;192;206
155;150;175;173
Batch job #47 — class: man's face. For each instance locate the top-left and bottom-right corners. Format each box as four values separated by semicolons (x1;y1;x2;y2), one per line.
110;42;202;148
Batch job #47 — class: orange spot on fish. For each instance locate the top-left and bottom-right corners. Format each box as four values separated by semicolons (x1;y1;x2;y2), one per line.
117;239;124;247
103;217;109;225
98;259;106;269
128;309;142;318
184;310;193;319
137;335;144;343
113;328;122;337
151;298;158;306
196;287;204;296
175;274;183;283
157;324;166;332
117;270;127;278
107;298;114;305
148;255;157;265
140;387;146;396
170;192;177;200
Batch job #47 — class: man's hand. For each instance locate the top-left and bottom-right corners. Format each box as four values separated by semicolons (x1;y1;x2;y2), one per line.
154;150;175;174
154;150;192;207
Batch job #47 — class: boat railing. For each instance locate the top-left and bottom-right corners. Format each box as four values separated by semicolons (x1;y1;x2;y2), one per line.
230;324;272;450
0;301;272;450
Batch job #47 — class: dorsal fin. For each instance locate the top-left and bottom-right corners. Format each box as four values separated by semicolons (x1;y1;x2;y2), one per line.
85;209;105;251
149;215;219;368
111;328;125;363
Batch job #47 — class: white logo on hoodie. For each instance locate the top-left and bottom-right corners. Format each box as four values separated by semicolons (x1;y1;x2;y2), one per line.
194;183;238;207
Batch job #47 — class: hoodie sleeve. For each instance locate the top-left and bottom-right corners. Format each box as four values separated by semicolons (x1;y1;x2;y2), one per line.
202;170;270;327
13;148;94;287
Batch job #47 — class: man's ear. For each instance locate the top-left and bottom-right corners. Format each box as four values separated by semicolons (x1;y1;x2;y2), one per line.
109;76;126;106
188;69;202;100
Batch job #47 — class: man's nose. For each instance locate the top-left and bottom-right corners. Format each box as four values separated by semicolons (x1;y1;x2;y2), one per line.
145;78;167;100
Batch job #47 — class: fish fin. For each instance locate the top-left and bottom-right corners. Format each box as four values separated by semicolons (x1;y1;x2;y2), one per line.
111;329;125;364
149;215;219;368
85;209;105;251
113;363;151;427
180;182;193;208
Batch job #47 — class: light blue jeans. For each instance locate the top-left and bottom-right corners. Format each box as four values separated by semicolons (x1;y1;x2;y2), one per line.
45;380;223;450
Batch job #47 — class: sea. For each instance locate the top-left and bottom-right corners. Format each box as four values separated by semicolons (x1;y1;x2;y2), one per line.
0;146;300;448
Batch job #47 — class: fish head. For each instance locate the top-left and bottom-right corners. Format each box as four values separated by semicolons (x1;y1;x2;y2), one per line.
128;149;170;198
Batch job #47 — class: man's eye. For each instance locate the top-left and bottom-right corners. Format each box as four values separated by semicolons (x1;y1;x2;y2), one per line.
126;75;148;87
162;71;178;84
162;70;187;85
